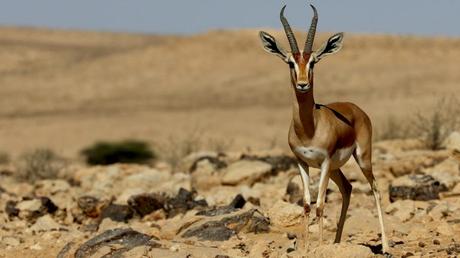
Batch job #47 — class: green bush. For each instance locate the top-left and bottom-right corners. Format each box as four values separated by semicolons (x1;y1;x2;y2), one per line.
81;140;155;165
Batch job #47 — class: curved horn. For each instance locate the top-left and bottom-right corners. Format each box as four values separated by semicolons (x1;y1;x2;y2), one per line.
280;5;299;54
304;4;318;53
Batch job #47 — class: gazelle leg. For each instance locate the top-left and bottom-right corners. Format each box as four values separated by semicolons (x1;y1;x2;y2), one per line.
353;151;389;253
316;159;331;244
329;169;352;243
298;162;311;250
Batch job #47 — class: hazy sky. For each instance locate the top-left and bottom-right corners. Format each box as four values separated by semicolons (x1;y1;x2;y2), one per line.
0;0;459;36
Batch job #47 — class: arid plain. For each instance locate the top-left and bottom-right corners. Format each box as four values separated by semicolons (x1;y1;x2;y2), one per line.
0;27;459;158
1;27;460;258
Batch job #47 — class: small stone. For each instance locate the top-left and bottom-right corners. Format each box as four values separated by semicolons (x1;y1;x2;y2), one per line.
30;243;43;250
401;251;414;258
437;221;454;236
433;239;441;245
2;236;20;247
287;233;297;240
100;203;134;222
169;244;180;252
418;242;425;248
78;196;100;218
128;193;166;217
30;214;63;232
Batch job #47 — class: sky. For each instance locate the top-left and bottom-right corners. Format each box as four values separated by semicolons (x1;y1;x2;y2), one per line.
0;0;458;37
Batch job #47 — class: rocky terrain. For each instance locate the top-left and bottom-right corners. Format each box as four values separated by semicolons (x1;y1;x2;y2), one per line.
1;133;460;258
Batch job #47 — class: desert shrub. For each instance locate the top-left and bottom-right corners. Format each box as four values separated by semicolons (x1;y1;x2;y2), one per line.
17;148;64;181
81;140;155;165
207;137;233;154
160;130;203;169
412;97;460;150
0;151;10;165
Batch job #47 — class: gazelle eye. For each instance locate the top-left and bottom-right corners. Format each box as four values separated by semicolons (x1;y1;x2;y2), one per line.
309;62;315;69
288;61;295;69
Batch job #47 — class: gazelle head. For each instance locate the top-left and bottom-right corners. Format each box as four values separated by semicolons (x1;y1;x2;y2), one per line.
259;4;344;93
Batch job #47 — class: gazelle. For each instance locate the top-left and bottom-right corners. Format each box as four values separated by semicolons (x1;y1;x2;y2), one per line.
259;4;389;253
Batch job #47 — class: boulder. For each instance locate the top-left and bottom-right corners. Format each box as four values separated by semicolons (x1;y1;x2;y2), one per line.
222;160;272;186
422;157;460;189
182;208;269;241
268;200;303;227
61;228;160;258
241;154;297;174
389;174;448;202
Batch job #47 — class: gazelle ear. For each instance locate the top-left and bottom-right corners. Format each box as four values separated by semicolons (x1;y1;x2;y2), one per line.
312;32;344;63
259;31;289;62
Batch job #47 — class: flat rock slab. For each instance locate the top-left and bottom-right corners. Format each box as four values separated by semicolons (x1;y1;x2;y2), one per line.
389;174;448;202
64;228;160;258
182;209;270;241
222;160;272;186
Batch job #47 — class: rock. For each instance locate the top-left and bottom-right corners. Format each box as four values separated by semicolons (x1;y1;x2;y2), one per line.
77;196;101;218
385;200;415;222
178;151;221;173
128;193;166;217
71;228;160;258
5;200;19;217
182;209;269;241
30;214;63;232
15;197;58;221
381;150;450;177
446;243;460;255
241;154;296;174
196;194;246;217
2;236;20;247
389;174;448;202
191;159;222;191
228;194;246;209
443;131;460;151
164;188;208;218
34;179;70;196
307;243;374;258
422;157;460;189
190;156;227;173
100;203;134;222
222;160;272;186
268;200;303;227
428;202;451;220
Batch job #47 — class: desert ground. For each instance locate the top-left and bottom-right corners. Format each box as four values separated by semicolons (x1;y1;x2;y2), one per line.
0;27;460;257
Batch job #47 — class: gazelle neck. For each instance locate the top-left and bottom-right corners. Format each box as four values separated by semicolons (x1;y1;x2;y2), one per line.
292;86;316;139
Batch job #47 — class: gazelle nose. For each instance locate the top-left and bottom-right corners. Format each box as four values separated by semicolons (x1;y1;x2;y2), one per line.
298;83;308;88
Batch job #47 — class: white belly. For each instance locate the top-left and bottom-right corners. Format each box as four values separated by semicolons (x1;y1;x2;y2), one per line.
295;143;356;169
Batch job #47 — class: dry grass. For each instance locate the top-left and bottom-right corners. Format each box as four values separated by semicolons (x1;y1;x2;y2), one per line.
16;148;66;182
412;97;460;150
